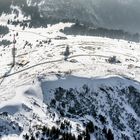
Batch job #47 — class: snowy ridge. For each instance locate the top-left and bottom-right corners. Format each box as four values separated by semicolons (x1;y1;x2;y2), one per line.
0;14;140;139
0;75;140;140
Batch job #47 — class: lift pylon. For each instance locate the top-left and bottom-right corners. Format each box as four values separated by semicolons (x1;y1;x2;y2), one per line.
12;34;16;67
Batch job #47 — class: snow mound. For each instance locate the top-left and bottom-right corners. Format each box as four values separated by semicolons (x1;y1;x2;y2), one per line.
0;79;43;115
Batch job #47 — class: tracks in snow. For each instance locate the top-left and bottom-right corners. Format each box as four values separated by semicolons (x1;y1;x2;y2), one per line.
0;54;110;80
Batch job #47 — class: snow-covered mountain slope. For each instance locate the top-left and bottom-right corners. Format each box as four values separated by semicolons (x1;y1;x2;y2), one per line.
0;75;140;140
21;0;140;33
1;0;140;33
0;20;140;140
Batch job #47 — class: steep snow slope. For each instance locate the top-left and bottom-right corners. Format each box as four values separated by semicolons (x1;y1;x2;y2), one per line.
0;75;140;140
0;21;140;140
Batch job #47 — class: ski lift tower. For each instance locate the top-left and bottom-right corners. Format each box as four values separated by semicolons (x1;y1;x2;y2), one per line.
12;34;16;67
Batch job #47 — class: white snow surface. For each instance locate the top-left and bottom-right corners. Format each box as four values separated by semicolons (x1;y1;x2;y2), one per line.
0;18;140;139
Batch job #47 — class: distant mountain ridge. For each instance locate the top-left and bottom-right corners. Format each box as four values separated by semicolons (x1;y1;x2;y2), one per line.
62;23;140;42
1;0;140;34
31;0;140;34
1;0;139;42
